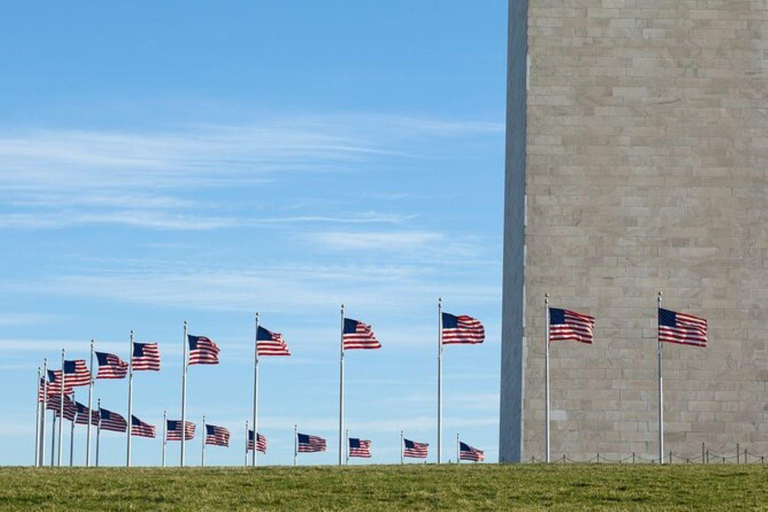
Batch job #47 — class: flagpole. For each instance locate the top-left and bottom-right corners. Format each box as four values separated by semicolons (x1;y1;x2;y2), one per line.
86;339;94;467
437;297;443;464
345;429;349;466
457;433;460;464
338;305;345;466
34;366;41;467
181;320;188;468
127;330;134;467
252;312;260;468
201;416;206;467
58;349;65;466
69;390;75;467
244;421;248;467
95;399;101;467
50;412;56;467
294;424;298;467
40;359;47;467
545;294;551;463
658;291;664;464
162;410;167;468
400;431;404;465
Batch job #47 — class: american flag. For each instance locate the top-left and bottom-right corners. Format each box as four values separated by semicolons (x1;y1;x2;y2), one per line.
459;442;485;462
47;394;77;421
441;312;485;345
549;308;596;344
248;430;267;453
403;439;429;459
95;351;128;379
166;420;195;441
659;308;708;348
205;424;230;447
132;342;161;371
63;360;91;387
348;438;372;458
37;377;48;402
130;416;156;438
297;433;326;453
257;326;291;356
47;370;74;395
75;402;100;426
343;318;381;350
188;335;220;365
98;408;127;433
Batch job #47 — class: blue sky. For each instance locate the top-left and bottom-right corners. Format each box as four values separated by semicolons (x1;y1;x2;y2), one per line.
1;1;507;466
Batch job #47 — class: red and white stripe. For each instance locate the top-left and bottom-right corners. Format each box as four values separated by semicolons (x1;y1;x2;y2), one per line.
348;439;372;458
132;343;161;371
205;425;230;447
257;329;291;356
95;352;128;379
131;416;156;438
188;336;220;365
442;315;485;345
550;309;595;344
403;440;429;459
248;431;267;453
659;310;708;348
343;320;381;350
459;443;485;462
166;420;196;441
63;360;91;387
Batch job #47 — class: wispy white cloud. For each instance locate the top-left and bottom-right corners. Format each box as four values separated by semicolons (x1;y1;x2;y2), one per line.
0;114;499;231
0;339;123;354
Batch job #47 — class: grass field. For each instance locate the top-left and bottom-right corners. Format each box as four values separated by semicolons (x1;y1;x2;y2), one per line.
2;464;767;511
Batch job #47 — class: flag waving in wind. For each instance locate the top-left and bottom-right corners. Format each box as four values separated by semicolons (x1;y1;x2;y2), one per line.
130;416;156;438
248;430;267;453
348;438;372;458
459;442;485;462
441;313;485;345
166;420;195;441
131;343;160;371
188;335;220;365
549;308;596;344
659;308;708;348
75;402;100;426
47;370;74;395
257;326;291;356
297;433;326;453
205;425;230;447
63;360;91;387
95;352;128;379
342;318;381;350
98;408;127;433
403;439;429;459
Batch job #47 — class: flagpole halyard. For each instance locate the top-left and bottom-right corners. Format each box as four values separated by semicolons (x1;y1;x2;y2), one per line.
657;292;664;464
339;305;345;466
86;339;94;467
545;294;550;463
437;297;442;464
127;331;134;467
181;321;188;467
253;312;260;468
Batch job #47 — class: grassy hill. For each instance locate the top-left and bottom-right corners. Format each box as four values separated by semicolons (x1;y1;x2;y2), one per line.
2;464;767;510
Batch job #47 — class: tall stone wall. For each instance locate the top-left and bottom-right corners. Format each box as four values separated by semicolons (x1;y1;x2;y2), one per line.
501;0;768;462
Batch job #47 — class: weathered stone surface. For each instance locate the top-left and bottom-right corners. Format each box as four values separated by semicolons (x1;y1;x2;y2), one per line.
500;0;768;462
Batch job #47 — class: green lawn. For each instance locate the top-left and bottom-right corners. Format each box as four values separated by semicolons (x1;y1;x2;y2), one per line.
1;464;767;511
